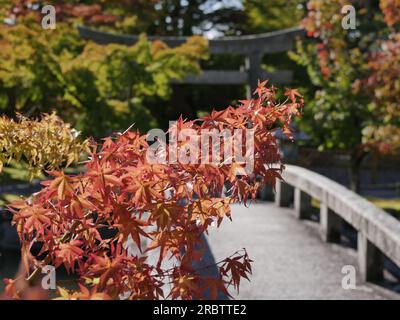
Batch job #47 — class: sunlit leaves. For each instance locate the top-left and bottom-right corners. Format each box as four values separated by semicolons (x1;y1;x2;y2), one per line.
56;285;113;300
0;113;89;179
10;203;53;237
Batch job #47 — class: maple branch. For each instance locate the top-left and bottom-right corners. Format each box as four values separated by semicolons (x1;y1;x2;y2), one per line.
8;81;302;300
150;249;247;278
26;213;93;285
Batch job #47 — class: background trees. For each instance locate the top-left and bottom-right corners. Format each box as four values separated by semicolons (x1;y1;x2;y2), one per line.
0;0;307;137
363;0;400;154
1;1;398;189
240;0;304;33
290;0;400;192
0;1;208;137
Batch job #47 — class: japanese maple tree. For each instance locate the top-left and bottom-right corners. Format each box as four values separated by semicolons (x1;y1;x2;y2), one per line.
4;82;303;300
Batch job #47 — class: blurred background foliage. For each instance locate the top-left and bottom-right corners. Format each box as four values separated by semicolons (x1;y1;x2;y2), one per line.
0;0;308;138
0;0;399;196
291;0;400;192
0;0;209;138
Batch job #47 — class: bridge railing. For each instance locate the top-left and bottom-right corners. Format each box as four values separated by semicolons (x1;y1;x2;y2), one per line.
274;165;400;283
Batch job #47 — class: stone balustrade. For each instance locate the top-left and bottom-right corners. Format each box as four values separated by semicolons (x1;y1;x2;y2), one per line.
274;165;400;283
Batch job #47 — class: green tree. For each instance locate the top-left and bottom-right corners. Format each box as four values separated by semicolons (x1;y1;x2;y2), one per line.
61;34;208;136
241;0;304;33
0;1;208;137
290;0;399;192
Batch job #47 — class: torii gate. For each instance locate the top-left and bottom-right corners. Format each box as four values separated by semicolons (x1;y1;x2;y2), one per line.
77;26;305;97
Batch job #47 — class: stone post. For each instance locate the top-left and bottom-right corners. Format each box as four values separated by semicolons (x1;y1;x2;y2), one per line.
320;203;341;242
275;180;294;207
294;188;312;219
259;183;274;201
245;52;263;98
358;232;384;282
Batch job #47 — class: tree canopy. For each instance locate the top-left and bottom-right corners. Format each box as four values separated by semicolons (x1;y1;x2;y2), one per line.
290;0;400;191
0;1;208;137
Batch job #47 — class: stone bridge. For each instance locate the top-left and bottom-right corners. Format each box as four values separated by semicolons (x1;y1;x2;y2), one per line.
204;165;400;299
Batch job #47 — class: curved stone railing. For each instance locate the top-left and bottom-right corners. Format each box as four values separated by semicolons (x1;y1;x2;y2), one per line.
274;165;400;283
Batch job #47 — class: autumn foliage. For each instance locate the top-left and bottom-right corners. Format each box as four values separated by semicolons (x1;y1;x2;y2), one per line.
2;0;156;25
299;0;400;154
0;1;208;137
380;0;400;28
3;82;303;300
0;113;88;178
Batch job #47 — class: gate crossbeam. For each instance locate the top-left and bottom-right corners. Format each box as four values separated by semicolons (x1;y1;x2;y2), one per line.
77;26;305;96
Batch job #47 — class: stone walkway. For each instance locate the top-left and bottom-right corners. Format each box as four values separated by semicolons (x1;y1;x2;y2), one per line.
205;202;400;299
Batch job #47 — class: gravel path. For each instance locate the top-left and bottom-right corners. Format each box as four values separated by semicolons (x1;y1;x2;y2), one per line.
205;202;400;300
